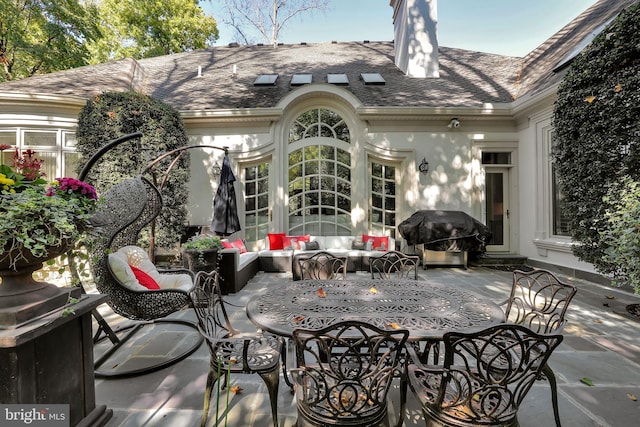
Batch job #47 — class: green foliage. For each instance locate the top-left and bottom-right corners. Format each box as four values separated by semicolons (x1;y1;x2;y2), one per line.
0;185;97;270
87;0;218;62
552;4;640;272
0;0;101;81
600;178;640;293
183;235;223;250
75;91;190;249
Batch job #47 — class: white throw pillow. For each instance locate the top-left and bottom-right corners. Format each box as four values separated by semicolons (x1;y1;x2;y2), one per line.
107;252;147;291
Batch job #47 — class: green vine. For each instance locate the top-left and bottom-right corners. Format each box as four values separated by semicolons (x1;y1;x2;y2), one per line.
552;4;640;280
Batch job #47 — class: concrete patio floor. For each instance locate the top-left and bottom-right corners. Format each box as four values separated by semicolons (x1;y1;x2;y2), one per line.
91;267;640;427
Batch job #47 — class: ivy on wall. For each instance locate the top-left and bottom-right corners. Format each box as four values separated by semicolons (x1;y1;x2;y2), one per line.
75;91;190;249
552;3;640;289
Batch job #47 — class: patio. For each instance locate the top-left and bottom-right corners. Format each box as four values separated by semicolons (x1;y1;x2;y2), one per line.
91;266;640;427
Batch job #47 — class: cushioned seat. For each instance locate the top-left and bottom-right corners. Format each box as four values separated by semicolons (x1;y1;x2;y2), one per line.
108;245;194;292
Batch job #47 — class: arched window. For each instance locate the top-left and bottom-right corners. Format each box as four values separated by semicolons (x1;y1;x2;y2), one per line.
289;108;350;143
288;108;351;235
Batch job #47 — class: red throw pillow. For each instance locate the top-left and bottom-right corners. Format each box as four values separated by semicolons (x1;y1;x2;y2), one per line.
221;240;234;249
231;239;247;254
282;235;310;250
129;265;160;290
267;233;286;250
362;234;389;251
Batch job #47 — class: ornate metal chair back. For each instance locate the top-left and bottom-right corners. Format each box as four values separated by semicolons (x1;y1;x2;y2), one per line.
291;320;409;427
370;251;420;280
505;269;578;333
190;270;239;339
297;251;348;280
189;269;283;427
408;323;563;426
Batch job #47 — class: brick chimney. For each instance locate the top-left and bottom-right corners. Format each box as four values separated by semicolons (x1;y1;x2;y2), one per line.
391;0;439;78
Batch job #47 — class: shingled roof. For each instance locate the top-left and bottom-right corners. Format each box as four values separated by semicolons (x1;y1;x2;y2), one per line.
0;42;521;110
516;0;638;98
0;0;632;111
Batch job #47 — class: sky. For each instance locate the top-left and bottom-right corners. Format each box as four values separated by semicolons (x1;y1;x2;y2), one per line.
204;0;600;57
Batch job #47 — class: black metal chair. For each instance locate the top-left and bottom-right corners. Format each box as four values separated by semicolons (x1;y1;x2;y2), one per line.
190;270;283;427
290;320;409;427
503;268;578;427
295;251;348;281
406;323;564;427
370;250;420;280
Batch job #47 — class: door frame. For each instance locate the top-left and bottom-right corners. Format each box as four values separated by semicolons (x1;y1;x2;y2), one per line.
484;166;511;252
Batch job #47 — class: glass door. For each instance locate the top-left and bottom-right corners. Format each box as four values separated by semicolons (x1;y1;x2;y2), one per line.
485;168;510;252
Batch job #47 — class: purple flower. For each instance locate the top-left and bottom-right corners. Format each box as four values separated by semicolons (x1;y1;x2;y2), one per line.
46;177;98;200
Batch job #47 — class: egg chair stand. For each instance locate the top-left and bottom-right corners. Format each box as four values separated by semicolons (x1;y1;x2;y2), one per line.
78;132;227;378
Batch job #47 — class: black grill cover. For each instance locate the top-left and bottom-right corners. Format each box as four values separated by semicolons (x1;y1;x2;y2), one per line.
398;210;492;252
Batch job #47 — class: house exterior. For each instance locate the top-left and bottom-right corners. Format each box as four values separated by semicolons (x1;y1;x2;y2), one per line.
0;0;635;281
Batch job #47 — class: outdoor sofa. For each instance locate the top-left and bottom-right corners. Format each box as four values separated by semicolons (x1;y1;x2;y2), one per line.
258;234;396;274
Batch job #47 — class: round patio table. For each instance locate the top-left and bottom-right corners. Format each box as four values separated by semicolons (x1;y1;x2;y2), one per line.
246;279;505;340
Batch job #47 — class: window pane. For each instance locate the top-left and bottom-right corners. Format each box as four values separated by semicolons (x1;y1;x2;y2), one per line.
337;148;351;166
258;194;268;209
245;196;255;211
336;164;350;180
320;124;334;138
552;167;570;235
246;167;256;180
321;176;335;191
63;152;81;177
24;131;57;146
0;132;16;146
384;166;395;180
258;178;268;193
64;132;76;147
320;145;334;160
482;152;511;165
37;151;57;180
372;177;382;193
372;163;382;178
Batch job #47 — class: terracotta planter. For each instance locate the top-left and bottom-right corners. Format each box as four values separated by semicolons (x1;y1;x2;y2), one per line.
182;248;220;274
0;242;73;328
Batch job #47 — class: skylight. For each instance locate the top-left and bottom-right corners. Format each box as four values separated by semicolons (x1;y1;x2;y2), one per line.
360;73;386;85
291;74;312;86
327;73;349;85
254;74;278;86
553;18;614;72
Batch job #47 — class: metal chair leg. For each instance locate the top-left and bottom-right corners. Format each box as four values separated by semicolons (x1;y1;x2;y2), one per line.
543;363;562;427
258;368;281;427
201;367;217;427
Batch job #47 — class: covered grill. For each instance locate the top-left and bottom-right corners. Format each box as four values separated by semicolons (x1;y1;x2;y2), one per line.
398;210;492;253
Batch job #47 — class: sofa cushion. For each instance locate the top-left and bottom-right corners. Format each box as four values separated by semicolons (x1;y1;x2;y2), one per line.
363;235;390;251
238;251;259;269
231;239;248;253
267;233;286;250
283;235;310;250
323;236;355;250
301;240;320;250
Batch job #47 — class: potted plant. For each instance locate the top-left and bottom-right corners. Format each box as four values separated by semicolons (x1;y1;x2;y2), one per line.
0;145;98;326
181;234;224;274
